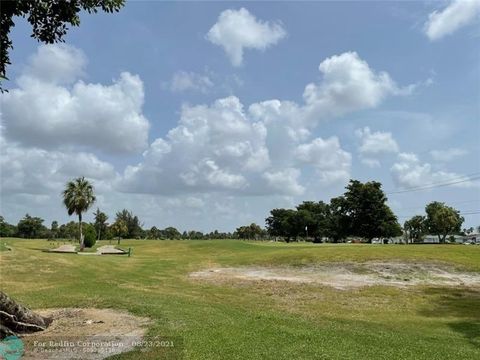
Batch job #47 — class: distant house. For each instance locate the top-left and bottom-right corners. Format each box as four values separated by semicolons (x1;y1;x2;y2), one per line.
423;235;439;243
464;232;479;244
371;237;403;244
422;234;478;244
389;236;404;244
449;235;465;244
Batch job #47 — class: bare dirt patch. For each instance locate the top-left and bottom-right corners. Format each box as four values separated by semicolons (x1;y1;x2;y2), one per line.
21;308;151;359
189;262;480;290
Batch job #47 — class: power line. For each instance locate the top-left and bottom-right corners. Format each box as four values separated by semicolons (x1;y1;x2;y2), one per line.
391;199;480;211
388;173;480;193
387;173;480;195
397;210;480;219
460;211;480;216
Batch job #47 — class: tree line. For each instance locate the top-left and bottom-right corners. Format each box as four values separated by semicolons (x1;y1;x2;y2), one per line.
265;180;402;243
264;180;470;244
0;178;475;245
404;202;466;244
0;211;243;242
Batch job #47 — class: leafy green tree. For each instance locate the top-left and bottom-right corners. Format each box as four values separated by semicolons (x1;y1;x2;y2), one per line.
425;202;464;243
342;180;401;242
17;214;46;238
286;210;311;241
266;209;285;238
1;0;124;90
58;221;78;240
50;221;59;239
187;230;204;240
0;216;16;237
236;223;264;240
62;177;96;248
148;226;161;239
93;208;109;240
115;209;143;239
103;226;114;240
162;227;181;239
404;216;426;244
325;196;350;243
265;180;401;243
111;219;128;244
235;226;248;239
296;201;329;242
266;208;298;242
380;207;403;238
249;223;264;239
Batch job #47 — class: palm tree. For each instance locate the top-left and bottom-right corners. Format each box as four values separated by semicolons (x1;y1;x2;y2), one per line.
62;177;96;249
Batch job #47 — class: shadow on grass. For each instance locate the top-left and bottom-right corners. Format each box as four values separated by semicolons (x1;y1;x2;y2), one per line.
419;287;480;348
25;247;52;251
449;321;480;348
23;247;79;254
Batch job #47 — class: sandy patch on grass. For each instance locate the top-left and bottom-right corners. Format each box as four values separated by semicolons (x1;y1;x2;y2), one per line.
190;262;480;290
47;245;77;253
21;308;151;359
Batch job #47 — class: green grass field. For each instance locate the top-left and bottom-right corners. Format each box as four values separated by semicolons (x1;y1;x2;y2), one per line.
1;238;479;359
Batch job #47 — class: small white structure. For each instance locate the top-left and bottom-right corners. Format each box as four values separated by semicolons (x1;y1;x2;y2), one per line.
449;235;465;244
423;235;443;243
464;232;479;244
371;237;404;244
422;233;479;244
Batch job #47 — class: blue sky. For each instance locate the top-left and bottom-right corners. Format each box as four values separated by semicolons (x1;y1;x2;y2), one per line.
1;1;479;231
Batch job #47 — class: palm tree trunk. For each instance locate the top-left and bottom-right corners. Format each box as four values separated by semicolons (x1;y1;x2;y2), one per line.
79;212;84;249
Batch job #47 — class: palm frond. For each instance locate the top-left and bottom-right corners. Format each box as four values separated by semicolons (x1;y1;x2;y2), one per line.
62;177;96;217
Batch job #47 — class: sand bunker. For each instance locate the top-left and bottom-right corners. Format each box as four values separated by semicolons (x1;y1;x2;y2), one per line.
48;245;127;256
48;245;77;253
96;245;127;255
190;262;480;290
20;308;150;359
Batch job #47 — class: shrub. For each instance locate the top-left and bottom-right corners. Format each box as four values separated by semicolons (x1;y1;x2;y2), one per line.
83;224;97;248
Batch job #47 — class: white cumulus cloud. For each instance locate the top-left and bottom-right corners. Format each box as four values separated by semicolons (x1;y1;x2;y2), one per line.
24;43;87;85
355;127;399;168
0;137;117;196
355;127;399;155
120;96;274;195
1;44;418;227
120;52;410;197
302;52;412;122
295;137;352;184
390;152;475;188
250;52;413;131
262;168;304;196
169;71;214;93
424;0;480;41
206;8;286;66
0;44;150;154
